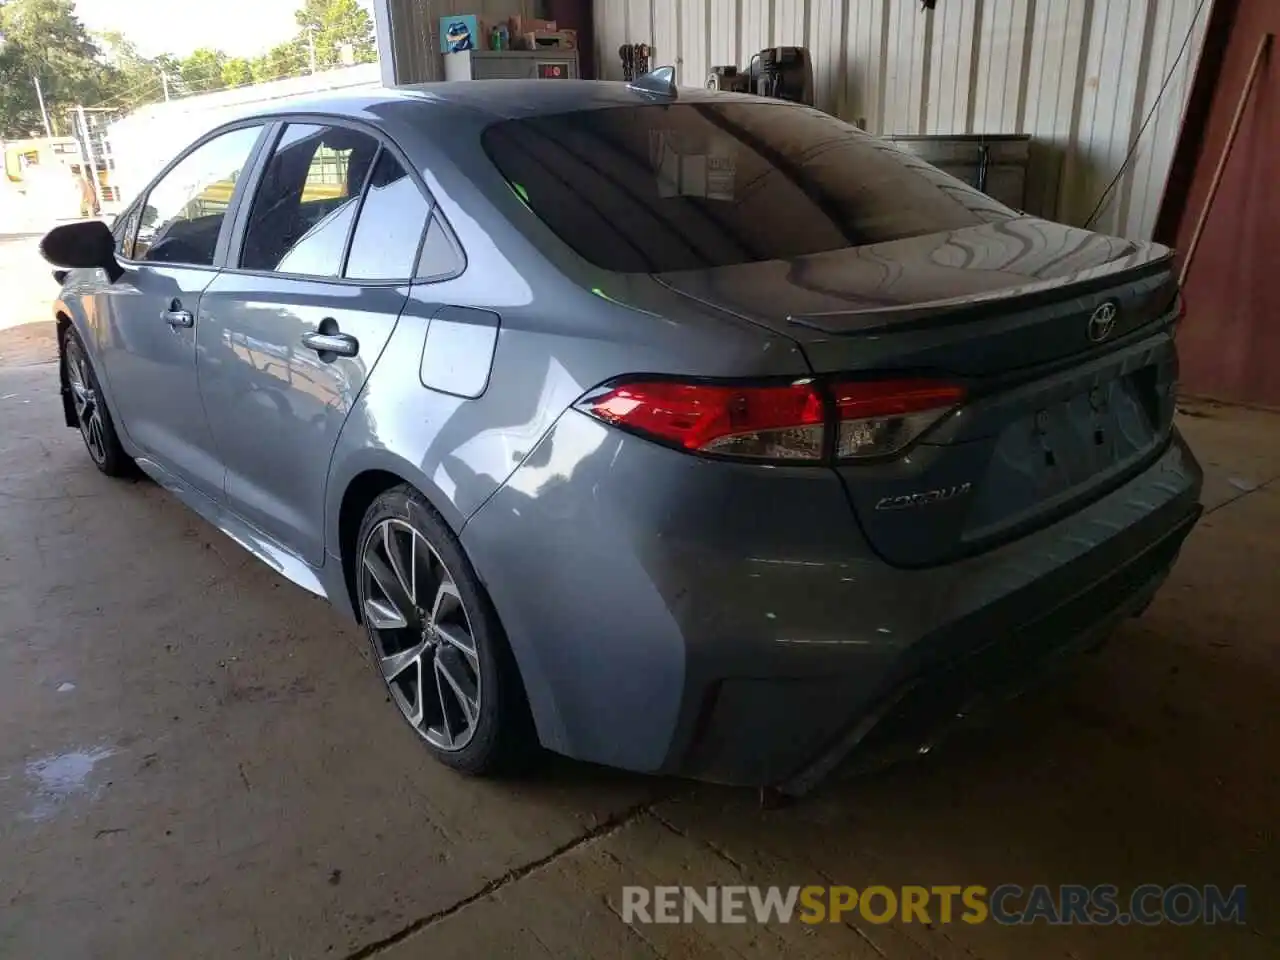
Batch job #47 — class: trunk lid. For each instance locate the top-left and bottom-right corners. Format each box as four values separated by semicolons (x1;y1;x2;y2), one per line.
654;218;1182;567
653;217;1177;375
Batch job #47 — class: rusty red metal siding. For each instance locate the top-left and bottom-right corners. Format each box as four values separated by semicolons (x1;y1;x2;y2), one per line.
1168;0;1280;407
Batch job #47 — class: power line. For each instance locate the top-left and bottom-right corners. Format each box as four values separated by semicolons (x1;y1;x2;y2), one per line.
81;45;366;117
84;41;316;109
165;52;346;99
85;74;165;111
169;48;317;91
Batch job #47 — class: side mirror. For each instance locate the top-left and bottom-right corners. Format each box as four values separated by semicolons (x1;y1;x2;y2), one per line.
40;221;124;282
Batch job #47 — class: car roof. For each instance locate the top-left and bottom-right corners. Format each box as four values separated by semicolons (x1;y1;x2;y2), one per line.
250;79;773;124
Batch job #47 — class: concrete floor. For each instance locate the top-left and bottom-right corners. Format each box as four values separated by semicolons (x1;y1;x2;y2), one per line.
1;232;1277;958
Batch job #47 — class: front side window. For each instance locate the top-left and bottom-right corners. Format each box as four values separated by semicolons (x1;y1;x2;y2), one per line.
344;150;432;281
481;102;1015;273
240;123;380;277
135;125;263;266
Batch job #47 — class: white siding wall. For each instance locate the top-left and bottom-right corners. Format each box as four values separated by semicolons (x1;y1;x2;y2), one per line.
592;0;1213;239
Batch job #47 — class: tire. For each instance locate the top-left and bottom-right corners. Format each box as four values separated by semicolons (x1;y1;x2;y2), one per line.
62;325;134;477
355;484;538;776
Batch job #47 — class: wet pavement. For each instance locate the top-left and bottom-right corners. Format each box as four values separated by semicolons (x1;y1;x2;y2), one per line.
1;253;1277;957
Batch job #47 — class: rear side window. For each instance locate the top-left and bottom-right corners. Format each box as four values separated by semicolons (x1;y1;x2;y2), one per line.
344;151;431;281
482;102;1014;273
240;123;379;276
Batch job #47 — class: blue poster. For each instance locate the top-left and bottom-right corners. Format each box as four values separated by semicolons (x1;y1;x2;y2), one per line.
441;15;479;53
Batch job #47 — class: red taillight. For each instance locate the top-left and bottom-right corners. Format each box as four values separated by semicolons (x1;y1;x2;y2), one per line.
579;379;825;460
577;376;964;463
831;378;965;460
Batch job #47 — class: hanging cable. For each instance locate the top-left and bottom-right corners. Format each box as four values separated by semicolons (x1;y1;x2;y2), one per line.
1084;0;1210;229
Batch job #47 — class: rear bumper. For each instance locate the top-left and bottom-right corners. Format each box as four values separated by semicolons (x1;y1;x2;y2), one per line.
462;413;1202;787
739;497;1199;794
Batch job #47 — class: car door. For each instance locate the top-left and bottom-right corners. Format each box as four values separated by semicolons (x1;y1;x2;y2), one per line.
96;123;267;497
197;121;431;564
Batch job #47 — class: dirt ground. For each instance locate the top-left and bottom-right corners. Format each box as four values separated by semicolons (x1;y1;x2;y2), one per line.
0;232;60;368
1;235;1276;958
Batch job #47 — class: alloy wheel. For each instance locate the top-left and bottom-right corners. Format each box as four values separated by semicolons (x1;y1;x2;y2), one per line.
64;339;108;466
359;518;482;751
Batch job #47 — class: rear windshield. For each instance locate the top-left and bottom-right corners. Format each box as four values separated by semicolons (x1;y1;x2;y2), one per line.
481;101;1014;273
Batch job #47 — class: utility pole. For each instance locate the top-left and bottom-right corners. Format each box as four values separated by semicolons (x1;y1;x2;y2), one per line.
160;69;170;101
306;25;318;74
75;105;101;215
33;74;52;137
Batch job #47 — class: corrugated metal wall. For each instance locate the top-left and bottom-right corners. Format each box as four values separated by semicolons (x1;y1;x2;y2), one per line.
593;0;1214;239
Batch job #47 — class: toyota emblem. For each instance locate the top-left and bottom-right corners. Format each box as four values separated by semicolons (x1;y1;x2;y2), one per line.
1088;301;1119;343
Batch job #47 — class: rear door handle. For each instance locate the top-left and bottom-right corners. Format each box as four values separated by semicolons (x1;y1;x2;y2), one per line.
301;331;359;358
164;307;194;328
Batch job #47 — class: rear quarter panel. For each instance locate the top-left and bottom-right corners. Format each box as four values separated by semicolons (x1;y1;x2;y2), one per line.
323;102;813;748
324;101;810;561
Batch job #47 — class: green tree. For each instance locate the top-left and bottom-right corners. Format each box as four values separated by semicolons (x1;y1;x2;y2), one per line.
0;0;380;135
0;0;109;137
95;30;171;111
179;47;227;94
295;0;377;70
221;57;254;88
251;41;303;83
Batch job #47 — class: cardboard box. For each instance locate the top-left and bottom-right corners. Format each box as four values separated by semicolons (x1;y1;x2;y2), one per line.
522;29;577;51
509;16;556;36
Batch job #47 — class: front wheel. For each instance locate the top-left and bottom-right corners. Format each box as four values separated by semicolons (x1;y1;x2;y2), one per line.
62;326;133;477
356;485;538;775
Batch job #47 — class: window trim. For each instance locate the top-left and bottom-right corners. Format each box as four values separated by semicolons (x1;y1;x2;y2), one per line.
414;211;467;283
219;112;466;287
114;118;274;272
111;201;142;260
337;143;384;278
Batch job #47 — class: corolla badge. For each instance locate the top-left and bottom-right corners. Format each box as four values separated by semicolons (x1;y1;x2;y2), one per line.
875;483;972;511
1088;301;1119;343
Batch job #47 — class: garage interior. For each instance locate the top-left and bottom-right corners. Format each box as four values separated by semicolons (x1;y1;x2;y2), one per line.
2;0;1278;957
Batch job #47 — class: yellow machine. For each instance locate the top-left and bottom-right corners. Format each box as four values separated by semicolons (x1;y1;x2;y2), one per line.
4;136;120;202
4;136;81;181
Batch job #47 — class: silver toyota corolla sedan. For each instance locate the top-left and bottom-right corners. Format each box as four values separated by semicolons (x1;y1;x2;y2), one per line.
41;77;1203;794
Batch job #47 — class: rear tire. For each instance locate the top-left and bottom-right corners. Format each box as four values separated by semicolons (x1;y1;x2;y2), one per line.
355;484;539;776
62;325;133;477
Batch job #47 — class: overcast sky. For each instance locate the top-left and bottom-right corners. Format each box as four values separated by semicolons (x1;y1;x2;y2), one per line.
75;0;376;59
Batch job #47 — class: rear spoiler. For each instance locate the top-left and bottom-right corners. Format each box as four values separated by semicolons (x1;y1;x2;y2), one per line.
787;245;1176;336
